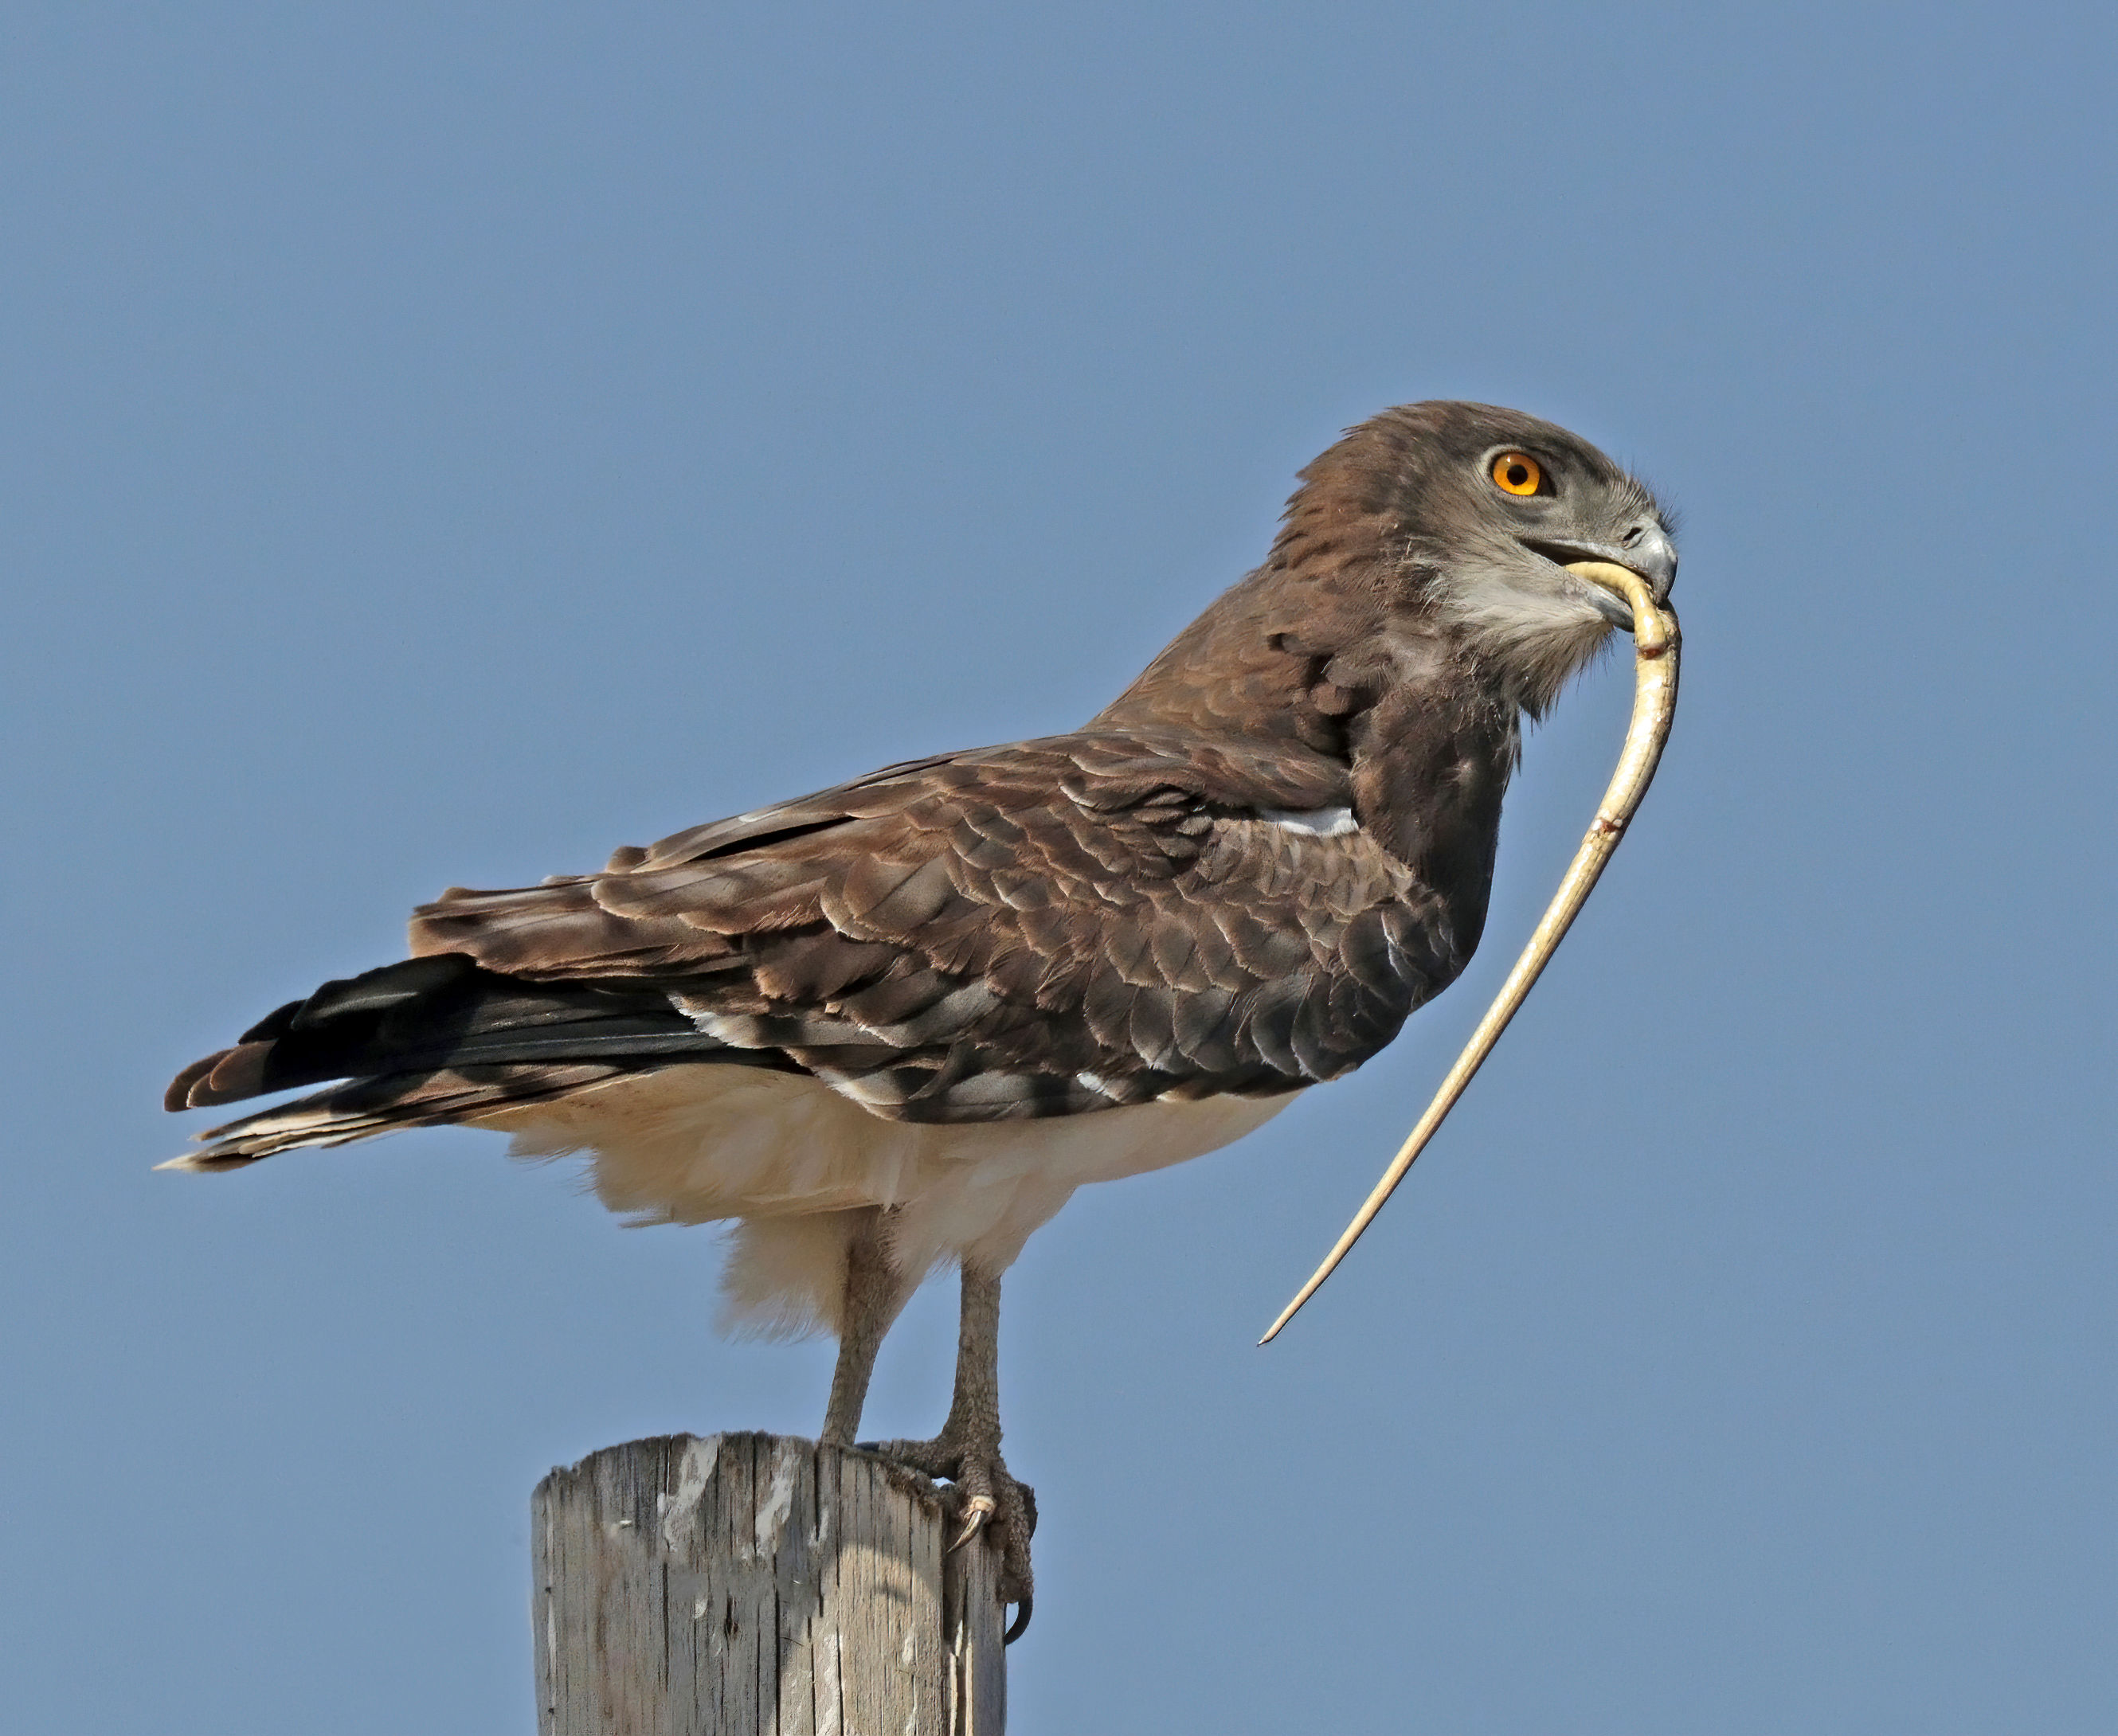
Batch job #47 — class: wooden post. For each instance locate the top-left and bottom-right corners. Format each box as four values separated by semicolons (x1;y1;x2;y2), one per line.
533;1433;1008;1736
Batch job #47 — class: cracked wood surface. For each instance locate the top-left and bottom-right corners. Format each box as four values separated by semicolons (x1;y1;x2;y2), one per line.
533;1433;1005;1736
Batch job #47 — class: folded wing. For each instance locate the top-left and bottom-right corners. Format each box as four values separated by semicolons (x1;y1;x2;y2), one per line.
169;729;1470;1163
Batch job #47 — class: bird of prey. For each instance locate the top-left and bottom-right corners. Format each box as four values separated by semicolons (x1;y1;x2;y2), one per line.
165;400;1678;1637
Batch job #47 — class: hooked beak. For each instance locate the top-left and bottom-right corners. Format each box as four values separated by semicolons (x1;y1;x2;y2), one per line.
1524;526;1678;631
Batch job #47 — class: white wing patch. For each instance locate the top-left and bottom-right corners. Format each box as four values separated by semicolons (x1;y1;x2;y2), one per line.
1259;805;1358;836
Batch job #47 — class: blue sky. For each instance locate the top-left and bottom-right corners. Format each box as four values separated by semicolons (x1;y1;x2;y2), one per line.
5;2;2115;1730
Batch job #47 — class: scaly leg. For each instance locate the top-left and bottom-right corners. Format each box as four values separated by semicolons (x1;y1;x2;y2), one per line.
866;1261;1037;1639
820;1207;914;1449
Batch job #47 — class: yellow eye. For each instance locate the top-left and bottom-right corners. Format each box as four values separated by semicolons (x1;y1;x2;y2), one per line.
1491;452;1543;496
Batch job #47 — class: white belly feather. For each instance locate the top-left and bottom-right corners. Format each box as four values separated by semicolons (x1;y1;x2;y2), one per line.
474;1065;1296;1337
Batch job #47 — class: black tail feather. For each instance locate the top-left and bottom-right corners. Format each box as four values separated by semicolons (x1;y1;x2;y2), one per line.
166;952;738;1113
163;1060;640;1170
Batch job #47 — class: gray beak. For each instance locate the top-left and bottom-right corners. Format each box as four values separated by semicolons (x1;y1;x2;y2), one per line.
1618;522;1679;599
1525;522;1679;631
1585;581;1642;631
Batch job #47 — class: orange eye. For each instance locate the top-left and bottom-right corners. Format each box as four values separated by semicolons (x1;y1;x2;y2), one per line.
1491;452;1543;496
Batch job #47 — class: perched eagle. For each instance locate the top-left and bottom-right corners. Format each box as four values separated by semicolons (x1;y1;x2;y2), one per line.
166;401;1677;1633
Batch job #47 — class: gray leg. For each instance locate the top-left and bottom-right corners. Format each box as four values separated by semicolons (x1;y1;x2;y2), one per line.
869;1261;1037;1638
820;1207;914;1449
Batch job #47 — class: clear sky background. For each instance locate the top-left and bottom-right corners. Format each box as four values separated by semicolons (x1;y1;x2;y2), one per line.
5;3;2114;1731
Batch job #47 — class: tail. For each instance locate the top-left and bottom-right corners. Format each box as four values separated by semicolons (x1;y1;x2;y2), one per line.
162;952;747;1171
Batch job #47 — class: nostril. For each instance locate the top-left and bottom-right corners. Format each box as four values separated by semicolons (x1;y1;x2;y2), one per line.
1621;525;1645;548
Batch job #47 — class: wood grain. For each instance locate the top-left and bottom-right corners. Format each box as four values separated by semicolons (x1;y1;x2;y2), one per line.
533;1433;1006;1735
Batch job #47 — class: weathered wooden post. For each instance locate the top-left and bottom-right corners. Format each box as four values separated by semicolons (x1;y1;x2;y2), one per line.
533;1433;1008;1735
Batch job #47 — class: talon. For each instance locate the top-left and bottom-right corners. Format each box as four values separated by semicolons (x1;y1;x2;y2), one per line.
1003;1594;1032;1644
949;1493;998;1551
863;1424;1033;1620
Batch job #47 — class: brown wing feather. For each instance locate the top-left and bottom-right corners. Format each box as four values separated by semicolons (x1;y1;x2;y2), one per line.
406;729;1467;1122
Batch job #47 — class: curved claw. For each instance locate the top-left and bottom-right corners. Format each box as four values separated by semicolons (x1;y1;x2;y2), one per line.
856;1433;1035;1635
949;1493;998;1552
1004;1594;1033;1644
